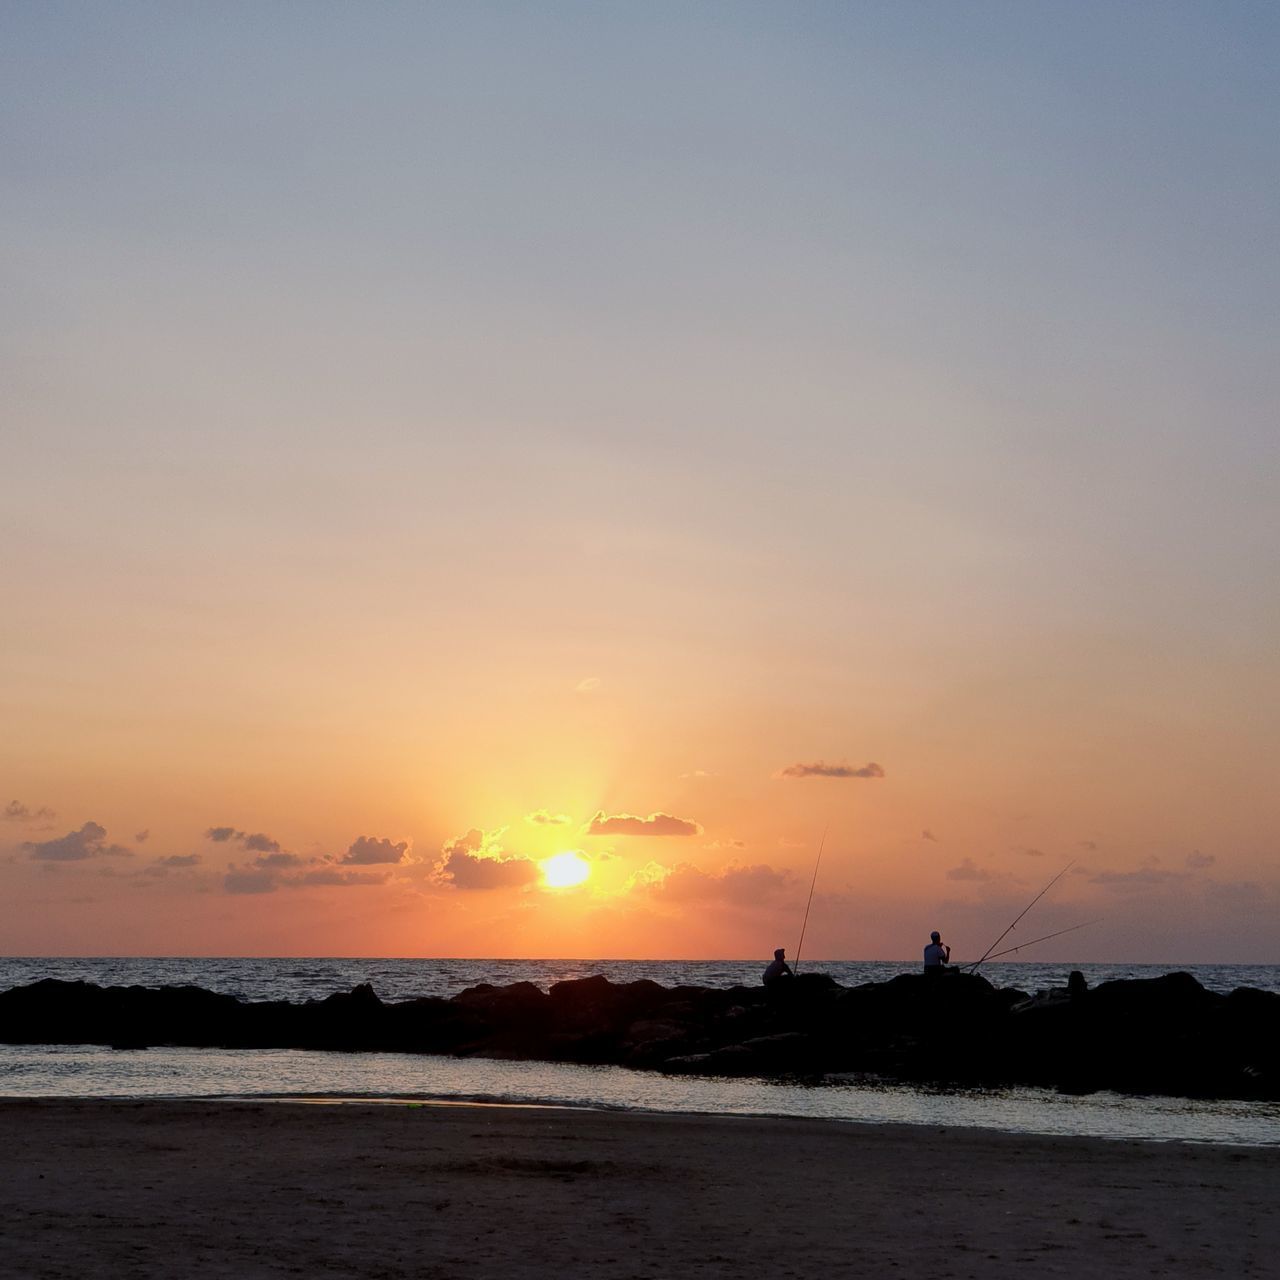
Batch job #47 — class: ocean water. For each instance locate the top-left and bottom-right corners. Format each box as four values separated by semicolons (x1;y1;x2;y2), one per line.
3;957;1277;1147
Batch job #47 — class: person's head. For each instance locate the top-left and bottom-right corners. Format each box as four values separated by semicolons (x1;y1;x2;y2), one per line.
930;931;941;943
774;948;786;960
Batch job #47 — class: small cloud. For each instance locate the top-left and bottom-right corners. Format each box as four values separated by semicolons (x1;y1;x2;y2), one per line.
204;827;282;855
1089;868;1188;893
777;761;885;780
921;829;937;843
342;835;410;865
575;677;601;694
946;857;995;882
525;810;572;827
703;839;746;851
5;800;56;823
679;770;715;780
440;850;539;891
298;867;388;887
156;854;201;868
224;868;278;894
1185;850;1216;870
1019;847;1046;858
1078;840;1099;852
24;822;132;862
587;811;702;837
255;851;303;869
134;829;150;844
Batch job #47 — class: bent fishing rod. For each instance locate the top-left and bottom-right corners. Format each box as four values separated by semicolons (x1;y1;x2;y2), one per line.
969;861;1075;971
792;826;827;975
967;919;1101;965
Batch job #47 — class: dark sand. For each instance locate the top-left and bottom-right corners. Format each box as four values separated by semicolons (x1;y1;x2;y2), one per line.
1;1099;1275;1278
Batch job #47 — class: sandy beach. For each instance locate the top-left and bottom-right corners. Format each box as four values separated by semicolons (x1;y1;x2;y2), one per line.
1;1099;1275;1279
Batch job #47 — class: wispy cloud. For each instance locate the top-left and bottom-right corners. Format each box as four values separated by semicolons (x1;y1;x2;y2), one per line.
134;829;150;844
575;677;601;694
635;861;794;906
525;810;572;827
587;811;702;837
24;822;132;862
1186;850;1216;869
777;761;884;780
946;857;996;882
5;800;56;823
922;829;938;843
205;827;282;855
155;854;200;868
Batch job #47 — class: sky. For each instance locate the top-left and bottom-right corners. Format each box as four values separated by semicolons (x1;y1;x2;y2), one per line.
2;3;1277;962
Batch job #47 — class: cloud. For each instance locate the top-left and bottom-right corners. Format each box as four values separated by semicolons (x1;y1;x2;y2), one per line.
1089;868;1189;893
134;829;150;844
703;839;745;850
525;810;571;827
24;822;132;862
442;827;507;858
575;677;601;694
224;868;278;894
946;857;995;882
1186;851;1216;869
777;761;885;780
587;811;702;837
298;867;388;887
205;827;282;855
637;861;795;906
255;851;303;869
440;850;539;891
1078;840;1099;852
342;835;410;865
679;770;715;779
1019;847;1046;858
156;854;201;868
922;829;937;843
5;800;56;823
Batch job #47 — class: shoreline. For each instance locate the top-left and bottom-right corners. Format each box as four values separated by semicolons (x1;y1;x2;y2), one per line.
4;1098;1276;1278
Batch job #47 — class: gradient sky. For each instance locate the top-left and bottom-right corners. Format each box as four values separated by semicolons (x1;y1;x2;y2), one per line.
3;3;1277;962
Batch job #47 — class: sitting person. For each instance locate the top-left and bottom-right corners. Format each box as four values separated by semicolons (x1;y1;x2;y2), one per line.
923;930;951;975
763;947;795;987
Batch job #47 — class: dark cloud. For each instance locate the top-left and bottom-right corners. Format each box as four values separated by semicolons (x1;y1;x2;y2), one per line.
1078;840;1099;852
587;811;702;837
205;827;282;854
946;857;995;882
440;850;539;891
134;829;150;844
24;822;132;862
224;868;278;894
298;867;388;887
922;829;937;843
1019;847;1046;858
342;836;409;865
1186;851;1216;869
5;800;56;823
777;761;884;780
156;854;201;868
525;810;571;827
640;862;794;906
442;828;487;857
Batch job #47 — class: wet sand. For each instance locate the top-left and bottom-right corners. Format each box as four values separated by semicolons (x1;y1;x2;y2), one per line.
2;1098;1275;1278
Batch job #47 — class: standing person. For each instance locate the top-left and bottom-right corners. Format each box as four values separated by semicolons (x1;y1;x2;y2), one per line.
762;947;794;988
923;931;950;975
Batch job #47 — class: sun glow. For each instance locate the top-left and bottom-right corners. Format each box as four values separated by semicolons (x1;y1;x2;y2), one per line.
540;851;590;889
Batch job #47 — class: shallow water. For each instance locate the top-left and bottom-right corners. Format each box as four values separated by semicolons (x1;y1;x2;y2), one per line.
4;956;1277;1147
2;1043;1277;1148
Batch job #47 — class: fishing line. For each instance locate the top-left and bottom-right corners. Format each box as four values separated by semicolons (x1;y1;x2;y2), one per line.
971;919;1101;965
970;861;1075;971
792;826;827;975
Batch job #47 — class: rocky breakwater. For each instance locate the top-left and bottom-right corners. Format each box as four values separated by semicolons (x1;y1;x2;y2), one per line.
1;971;1276;1100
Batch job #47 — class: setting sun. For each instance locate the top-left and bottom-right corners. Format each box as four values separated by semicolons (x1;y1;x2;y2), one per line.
540;852;591;889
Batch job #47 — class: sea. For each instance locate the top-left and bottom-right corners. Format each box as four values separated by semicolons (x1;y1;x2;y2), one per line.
3;957;1278;1148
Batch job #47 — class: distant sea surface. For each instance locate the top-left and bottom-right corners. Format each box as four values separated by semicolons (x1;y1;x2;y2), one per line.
3;957;1278;1148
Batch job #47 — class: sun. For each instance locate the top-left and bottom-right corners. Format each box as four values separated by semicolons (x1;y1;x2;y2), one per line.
540;851;591;889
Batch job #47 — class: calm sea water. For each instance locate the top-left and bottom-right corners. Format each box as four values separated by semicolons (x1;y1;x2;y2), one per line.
3;957;1277;1147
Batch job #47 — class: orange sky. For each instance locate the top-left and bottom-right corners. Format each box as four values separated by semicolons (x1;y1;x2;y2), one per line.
3;6;1277;963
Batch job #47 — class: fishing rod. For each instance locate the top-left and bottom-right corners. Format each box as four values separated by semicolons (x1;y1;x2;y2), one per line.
792;826;827;975
964;919;1100;966
971;861;1075;971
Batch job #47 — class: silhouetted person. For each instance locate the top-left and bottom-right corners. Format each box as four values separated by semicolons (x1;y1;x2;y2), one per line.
923;930;950;975
763;947;794;988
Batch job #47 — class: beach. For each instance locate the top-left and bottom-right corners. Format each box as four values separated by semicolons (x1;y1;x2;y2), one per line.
2;1100;1275;1279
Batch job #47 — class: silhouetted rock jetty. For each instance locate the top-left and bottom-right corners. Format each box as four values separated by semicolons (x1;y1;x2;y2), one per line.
2;970;1276;1100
